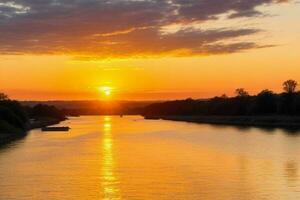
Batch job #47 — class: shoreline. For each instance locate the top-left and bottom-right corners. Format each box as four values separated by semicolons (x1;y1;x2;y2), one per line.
0;118;66;146
144;115;300;129
27;118;66;130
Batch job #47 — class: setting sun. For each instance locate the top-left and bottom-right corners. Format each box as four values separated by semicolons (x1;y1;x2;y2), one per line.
98;86;112;97
104;90;111;96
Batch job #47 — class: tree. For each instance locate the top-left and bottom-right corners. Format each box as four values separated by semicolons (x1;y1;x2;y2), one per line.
283;79;298;93
220;94;228;99
0;100;28;132
254;89;276;114
235;88;249;97
258;89;274;96
0;93;9;101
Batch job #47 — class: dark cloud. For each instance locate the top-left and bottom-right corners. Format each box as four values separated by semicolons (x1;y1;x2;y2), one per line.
174;0;290;20
0;0;291;58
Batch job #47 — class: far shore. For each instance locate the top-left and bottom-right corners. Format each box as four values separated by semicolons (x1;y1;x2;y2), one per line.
0;118;66;146
144;115;300;129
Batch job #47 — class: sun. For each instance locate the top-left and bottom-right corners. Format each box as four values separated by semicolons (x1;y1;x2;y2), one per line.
98;86;112;97
104;90;111;96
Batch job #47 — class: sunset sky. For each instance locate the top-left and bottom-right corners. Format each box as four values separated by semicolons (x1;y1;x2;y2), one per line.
0;0;299;100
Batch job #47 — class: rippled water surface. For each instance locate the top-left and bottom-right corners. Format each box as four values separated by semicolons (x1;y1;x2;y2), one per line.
0;116;300;200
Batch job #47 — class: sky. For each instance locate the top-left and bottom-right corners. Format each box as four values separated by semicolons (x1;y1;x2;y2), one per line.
0;0;300;101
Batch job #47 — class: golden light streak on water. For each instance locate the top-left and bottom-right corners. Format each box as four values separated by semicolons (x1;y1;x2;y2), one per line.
102;116;121;200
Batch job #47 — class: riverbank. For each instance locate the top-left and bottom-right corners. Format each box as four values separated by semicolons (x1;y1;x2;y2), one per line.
0;118;66;146
27;117;66;130
144;115;300;129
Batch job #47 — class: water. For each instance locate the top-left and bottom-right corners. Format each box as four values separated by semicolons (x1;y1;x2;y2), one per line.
0;116;300;200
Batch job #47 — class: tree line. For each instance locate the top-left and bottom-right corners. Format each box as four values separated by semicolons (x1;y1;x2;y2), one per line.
143;80;300;116
0;95;65;135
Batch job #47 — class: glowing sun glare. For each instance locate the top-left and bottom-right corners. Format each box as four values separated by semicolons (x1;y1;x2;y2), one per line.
99;86;112;97
105;90;111;96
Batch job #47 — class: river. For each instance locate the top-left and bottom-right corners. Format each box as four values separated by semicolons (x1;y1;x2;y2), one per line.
0;116;299;200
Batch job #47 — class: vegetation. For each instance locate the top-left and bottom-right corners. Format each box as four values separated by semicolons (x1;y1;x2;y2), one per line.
283;79;298;93
26;104;66;121
0;93;9;101
0;94;66;139
0;95;28;134
143;80;300;117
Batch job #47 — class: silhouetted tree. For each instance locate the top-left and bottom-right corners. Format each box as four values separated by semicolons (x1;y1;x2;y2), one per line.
283;80;298;93
0;93;8;101
233;89;250;115
254;89;276;114
220;94;228;99
0;99;28;133
235;88;249;97
279;80;298;115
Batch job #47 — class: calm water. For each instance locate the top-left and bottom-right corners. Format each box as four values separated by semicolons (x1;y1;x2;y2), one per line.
0;116;300;200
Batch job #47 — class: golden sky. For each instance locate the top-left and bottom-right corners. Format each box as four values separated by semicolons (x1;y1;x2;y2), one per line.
0;0;299;100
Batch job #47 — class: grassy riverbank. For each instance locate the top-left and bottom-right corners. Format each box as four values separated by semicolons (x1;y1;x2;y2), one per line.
144;115;300;129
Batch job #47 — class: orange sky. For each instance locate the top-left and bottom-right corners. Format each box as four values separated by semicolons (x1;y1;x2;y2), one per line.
0;0;299;100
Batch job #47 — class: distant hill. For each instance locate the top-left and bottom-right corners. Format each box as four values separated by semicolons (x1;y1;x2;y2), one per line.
21;100;160;115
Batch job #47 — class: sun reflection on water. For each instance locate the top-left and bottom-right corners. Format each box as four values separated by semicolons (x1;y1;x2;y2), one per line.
102;116;121;200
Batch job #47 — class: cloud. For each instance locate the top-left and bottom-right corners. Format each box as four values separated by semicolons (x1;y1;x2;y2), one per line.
174;0;290;20
0;2;30;18
0;0;291;58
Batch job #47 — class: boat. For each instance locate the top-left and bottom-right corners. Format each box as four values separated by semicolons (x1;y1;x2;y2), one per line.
41;126;70;132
